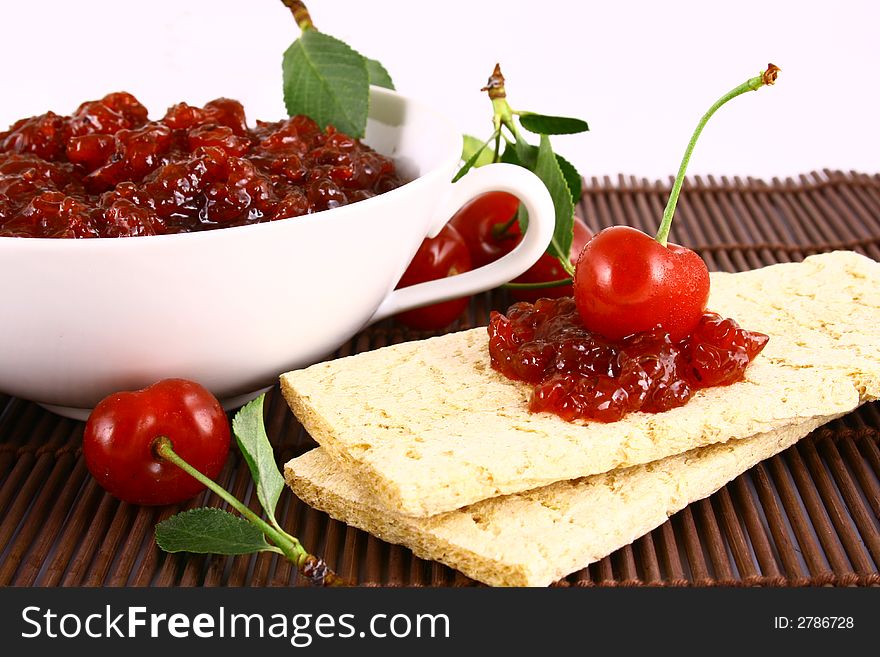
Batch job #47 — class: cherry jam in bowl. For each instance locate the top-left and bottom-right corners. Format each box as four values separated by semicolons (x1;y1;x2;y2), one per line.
0;87;555;418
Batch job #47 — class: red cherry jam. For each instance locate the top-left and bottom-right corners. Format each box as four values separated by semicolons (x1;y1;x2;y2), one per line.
488;297;769;423
0;92;403;238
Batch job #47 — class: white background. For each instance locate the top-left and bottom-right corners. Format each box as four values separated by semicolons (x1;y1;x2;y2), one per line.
0;0;877;179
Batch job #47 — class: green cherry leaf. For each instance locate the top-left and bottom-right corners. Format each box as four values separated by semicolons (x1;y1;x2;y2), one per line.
554;152;584;206
503;141;582;206
365;57;395;90
513;132;537;169
500;140;524;166
533;134;574;262
504;136;576;259
155;508;277;555
461;134;495;168
452;129;499;182
232;395;285;521
282;30;370;137
519;113;589;135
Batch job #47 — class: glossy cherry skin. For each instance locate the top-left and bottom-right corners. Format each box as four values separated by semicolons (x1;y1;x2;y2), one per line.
573;225;710;342
510;217;592;302
83;378;230;505
447;191;521;267
393;223;473;330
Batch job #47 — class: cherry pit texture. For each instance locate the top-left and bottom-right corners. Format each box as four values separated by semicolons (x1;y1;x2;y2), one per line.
0;92;403;238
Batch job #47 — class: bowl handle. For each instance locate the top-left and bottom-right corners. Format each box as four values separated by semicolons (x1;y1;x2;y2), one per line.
368;163;555;324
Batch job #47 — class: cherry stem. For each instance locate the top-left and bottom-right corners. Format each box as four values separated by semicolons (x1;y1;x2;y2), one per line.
152;436;345;585
482;63;524;158
503;277;572;290
482;64;575;278
281;0;315;32
492;214;519;239
655;63;780;247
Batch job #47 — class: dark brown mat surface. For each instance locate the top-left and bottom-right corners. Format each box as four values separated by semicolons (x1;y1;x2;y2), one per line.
1;170;878;587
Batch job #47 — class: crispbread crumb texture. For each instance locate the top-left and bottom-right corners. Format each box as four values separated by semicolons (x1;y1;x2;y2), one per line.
285;417;832;587
280;251;880;517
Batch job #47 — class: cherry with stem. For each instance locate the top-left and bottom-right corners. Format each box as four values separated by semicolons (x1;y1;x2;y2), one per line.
656;63;780;246
454;65;588;293
573;64;779;342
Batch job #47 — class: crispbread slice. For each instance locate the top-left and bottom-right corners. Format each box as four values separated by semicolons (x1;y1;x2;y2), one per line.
285;415;837;587
281;251;880;517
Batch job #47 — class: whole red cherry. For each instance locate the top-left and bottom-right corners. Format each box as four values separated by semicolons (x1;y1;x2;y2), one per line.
447;190;593;301
83;378;230;505
573;64;780;343
394;223;473;330
510;217;592;302
447;191;521;267
572;225;710;342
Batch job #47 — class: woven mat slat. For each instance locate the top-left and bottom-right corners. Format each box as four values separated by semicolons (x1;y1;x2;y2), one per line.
1;170;879;587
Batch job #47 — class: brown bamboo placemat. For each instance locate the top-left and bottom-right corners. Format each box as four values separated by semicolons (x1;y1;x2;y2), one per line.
1;169;878;587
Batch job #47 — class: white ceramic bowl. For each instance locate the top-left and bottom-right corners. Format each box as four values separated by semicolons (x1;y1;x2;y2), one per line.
0;87;554;419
